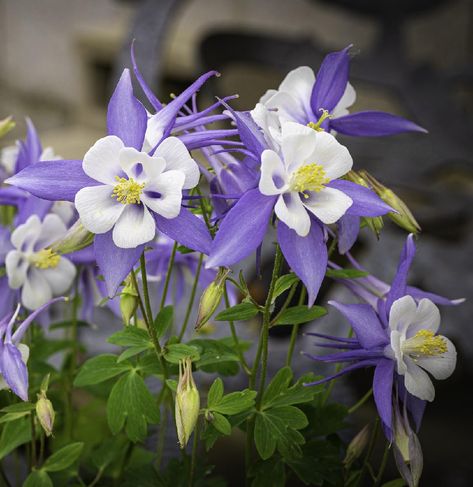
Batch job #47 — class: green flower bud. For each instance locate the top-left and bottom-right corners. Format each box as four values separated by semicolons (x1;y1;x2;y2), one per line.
362;216;384;239
36;392;55;437
343;424;370;468
120;278;139;326
195;268;230;330
0;116;15;138
49;219;94;255
175;357;200;449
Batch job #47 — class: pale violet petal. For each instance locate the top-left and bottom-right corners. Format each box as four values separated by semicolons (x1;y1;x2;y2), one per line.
82;135;123;184
309;131;352;180
118;147;165;183
388;295;417;335
35;214;68;250
75;185;125;234
5;250;29;289
21;268;53;310
275;193;311;237
416;337;457;380
11;215;41;252
41;258;76;295
141;170;185;218
265;91;308;125
302;187;352;224
259;150;288;196
112;204;156;248
403;356;435;402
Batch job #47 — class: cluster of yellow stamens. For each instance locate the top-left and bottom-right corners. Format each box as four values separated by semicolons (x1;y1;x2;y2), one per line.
402;329;447;357
32;249;61;269
307;109;332;132
290;163;330;197
111;176;145;205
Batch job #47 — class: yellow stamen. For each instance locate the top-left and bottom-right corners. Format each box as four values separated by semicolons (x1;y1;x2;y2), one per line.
402;329;447;357
307;109;332;132
290;163;330;197
111;176;145;205
32;249;60;269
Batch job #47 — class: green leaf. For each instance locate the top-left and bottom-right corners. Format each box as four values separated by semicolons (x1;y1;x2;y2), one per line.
211;412;231;435
381;480;407;487
0;411;30;423
0;417;31;459
108;327;151;348
117;345;152;362
1;402;35;413
274;305;327;325
254;413;280;460
272;274;299;303
207;378;224;408
23;470;53;487
153;305;173;339
310;403;348;436
165;379;178;392
326;268;369;279
163;343;200;364
190;338;241;375
215;302;260;322
249;458;286;487
42;442;84;472
211;390;257;415
266;406;308;430
107;371;160;442
262;367;293;406
74;354;131;387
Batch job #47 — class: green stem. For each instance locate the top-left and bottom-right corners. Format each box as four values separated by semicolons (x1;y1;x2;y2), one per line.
373;441;391;487
160;243;178;311
38;432;45;466
188;418;200;487
140;253;154;324
30;413;37;468
116;442;134;486
348;388;373;415
87;467;105;487
355;418;379;487
285;286;307;367
269;280;299;327
178;253;204;341
156;398;169;469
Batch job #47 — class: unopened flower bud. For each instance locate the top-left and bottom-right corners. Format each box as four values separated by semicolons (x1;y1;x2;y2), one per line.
359;170;421;234
50;219;94;255
120;278;139;326
36;392;55;437
195;268;230;330
362;216;384;239
343;424;370;468
0;116;15;138
175;357;200;449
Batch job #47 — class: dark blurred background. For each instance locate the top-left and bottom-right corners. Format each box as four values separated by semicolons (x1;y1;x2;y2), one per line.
1;0;472;485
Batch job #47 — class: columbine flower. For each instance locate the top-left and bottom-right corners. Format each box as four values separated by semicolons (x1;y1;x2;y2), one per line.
75;135;199;248
0;299;63;400
5;214;76;310
253;46;426;138
258;121;353;236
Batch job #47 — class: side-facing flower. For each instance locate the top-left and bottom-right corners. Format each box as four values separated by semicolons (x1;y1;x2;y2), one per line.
5;214;76;309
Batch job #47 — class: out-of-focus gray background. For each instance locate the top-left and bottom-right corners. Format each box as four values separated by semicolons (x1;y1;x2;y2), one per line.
1;0;472;485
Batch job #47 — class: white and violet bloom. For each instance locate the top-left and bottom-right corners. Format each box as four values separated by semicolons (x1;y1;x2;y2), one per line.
5;214;76;310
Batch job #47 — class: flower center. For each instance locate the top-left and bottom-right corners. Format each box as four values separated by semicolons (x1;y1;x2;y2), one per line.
31;249;60;269
401;329;447;358
112;176;145;205
290;163;330;196
307;109;332;132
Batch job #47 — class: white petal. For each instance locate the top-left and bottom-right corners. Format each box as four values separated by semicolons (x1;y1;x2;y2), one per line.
118;147;165;183
41;258;76;295
275;193;311;237
332;82;356;118
5;250;30;289
82;136;124;184
302;187;352;224
281;122;318;172
35;214;68;250
112;204;156;248
407;298;441;337
21;268;53;310
386;329;408;375
388;295;417;335
259;150;288;195
265;91;308;125
250;103;282;150
278;66;315;116
75;185;125;234
403;356;435;401
416;337;457;380
11;215;41;252
153;137;200;189
141;170;185;218
144;113;166;152
308;131;352;180
259;88;278;104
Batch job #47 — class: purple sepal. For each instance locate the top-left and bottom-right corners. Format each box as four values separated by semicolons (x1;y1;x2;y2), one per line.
278;219;327;307
131;41;162;111
398;378;427;432
373;358;395;431
385;234;416;312
107;69;147;150
406;286;465;307
15;196;53;225
206;188;276;268
337;214;360;254
0;187;28;206
5;160;97;202
330;111;427;136
0;343;28;401
329;301;388;349
310;46;351;114
328;180;393;216
15;118;42;172
303;358;379;386
154;208;213;255
94;232;143;297
179;129;239;151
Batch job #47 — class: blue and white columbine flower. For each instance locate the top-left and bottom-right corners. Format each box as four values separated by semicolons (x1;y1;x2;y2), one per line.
5;214;76;310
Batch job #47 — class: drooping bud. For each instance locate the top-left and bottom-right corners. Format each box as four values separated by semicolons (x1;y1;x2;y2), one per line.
195;268;230;330
49;219;94;255
361;216;384;239
120;277;139;326
343;424;370;468
36;391;55;437
175;357;200;449
359;170;421;234
0;116;15;138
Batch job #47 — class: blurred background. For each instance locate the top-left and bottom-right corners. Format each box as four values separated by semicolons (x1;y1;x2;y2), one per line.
1;0;472;485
